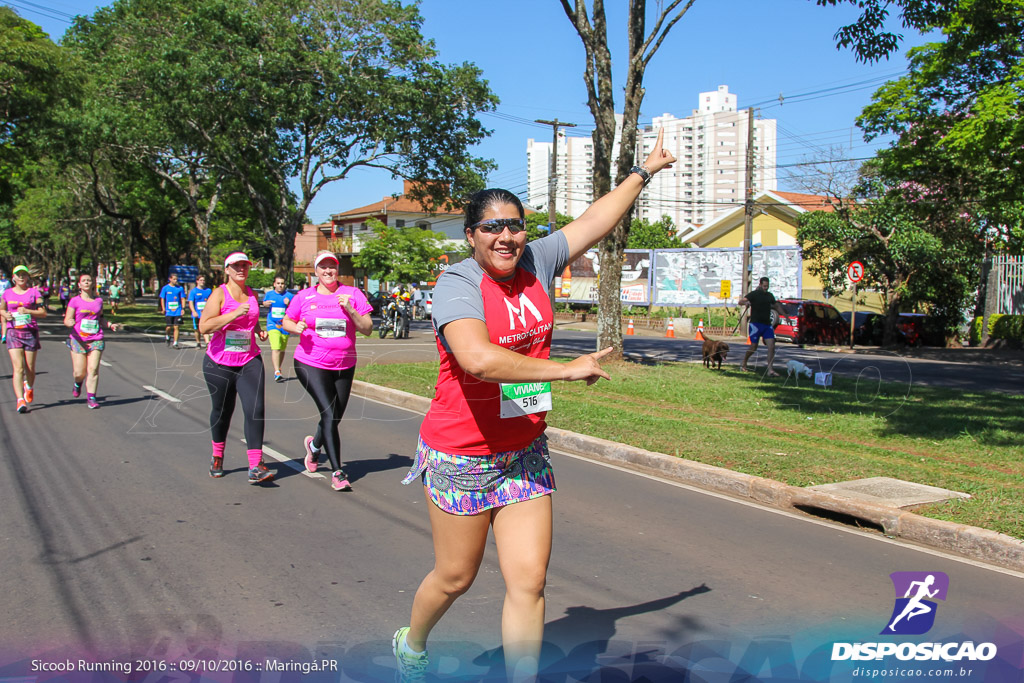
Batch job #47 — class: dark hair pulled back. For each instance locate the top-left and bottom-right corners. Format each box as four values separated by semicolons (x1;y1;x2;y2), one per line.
463;189;525;230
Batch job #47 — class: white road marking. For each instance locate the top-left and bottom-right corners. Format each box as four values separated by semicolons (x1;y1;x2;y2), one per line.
142;385;181;403
243;440;325;479
265;443;325;479
100;360;112;367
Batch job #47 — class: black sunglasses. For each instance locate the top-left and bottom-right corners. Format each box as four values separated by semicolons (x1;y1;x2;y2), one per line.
469;218;527;234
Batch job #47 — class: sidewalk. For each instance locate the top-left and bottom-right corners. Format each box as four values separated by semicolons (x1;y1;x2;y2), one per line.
353;380;1024;573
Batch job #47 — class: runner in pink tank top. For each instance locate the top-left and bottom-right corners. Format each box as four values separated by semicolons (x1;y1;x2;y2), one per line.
206;284;261;366
63;273;123;409
198;252;272;485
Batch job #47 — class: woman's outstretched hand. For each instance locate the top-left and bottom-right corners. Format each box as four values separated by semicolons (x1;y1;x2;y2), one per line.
562;346;613;386
644;128;676;175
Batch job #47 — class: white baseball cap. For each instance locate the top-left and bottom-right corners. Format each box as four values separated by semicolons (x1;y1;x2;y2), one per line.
314;252;339;269
224;252;251;268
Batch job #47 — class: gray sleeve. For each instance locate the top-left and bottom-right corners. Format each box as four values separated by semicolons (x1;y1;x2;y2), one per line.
522;231;570;291
431;264;485;333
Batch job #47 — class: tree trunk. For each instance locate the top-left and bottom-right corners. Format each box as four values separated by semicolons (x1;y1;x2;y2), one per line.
882;291;902;346
562;0;689;357
121;222;136;305
275;213;302;285
596;222;627;357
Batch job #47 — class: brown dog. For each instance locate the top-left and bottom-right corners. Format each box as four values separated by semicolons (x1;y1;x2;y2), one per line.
702;338;730;369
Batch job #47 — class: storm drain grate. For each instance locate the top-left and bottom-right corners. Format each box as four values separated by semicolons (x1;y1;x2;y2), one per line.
807;477;970;509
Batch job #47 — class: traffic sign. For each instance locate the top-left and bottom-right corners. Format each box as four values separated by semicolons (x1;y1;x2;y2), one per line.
848;261;865;283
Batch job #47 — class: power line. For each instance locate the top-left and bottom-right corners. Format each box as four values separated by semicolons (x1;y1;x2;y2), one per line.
4;0;75;23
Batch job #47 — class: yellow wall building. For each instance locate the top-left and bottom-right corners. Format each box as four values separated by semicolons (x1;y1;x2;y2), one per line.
686;190;886;313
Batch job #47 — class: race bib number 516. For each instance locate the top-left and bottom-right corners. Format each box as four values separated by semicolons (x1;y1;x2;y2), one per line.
499;382;552;419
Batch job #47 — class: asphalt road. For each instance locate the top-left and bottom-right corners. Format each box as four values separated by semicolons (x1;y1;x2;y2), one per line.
1;324;1021;682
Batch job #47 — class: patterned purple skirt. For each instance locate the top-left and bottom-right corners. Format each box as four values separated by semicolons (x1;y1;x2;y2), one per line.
5;328;40;351
402;434;556;516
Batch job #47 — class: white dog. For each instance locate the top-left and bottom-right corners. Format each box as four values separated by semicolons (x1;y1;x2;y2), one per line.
786;360;813;379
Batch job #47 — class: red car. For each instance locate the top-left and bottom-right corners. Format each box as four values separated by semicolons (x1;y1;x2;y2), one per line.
772;299;850;346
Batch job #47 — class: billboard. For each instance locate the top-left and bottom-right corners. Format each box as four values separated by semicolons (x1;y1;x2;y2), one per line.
554;249;652;305
652;247;802;306
169;265;199;284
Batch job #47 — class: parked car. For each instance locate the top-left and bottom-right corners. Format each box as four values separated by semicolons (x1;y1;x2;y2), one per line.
366;290;389;317
840;311;884;346
421;291;433;318
894;312;951;346
773;299;850;345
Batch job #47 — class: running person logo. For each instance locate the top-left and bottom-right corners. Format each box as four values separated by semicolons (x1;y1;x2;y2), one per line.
881;571;949;635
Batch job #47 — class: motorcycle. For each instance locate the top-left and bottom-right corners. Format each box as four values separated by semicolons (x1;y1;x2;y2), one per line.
379;299;411;339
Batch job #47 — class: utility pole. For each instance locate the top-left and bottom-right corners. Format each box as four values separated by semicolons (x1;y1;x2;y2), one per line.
536;119;576;232
740;107;757;331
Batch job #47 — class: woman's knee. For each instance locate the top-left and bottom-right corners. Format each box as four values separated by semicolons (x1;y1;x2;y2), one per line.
432;564;480;598
505;564;548;599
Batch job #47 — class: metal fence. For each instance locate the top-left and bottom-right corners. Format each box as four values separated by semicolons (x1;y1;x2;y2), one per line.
996;255;1024;315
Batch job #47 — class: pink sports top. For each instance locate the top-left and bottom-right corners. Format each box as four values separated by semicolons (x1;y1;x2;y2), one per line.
2;287;41;332
285;285;372;371
206;285;261;366
69;295;104;342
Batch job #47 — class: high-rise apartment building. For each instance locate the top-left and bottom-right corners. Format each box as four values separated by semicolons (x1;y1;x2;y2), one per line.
526;85;776;239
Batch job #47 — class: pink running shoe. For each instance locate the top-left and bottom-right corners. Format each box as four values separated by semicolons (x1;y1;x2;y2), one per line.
331;470;352;491
86;396;100;410
72;382;82;398
303;435;319;473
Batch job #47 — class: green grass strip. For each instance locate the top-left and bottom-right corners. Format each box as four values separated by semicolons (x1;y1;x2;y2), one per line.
358;359;1024;539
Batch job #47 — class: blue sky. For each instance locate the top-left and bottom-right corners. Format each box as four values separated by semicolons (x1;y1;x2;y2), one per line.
10;0;932;224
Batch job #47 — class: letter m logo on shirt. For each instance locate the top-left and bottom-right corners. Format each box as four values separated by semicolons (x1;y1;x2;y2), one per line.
505;293;542;330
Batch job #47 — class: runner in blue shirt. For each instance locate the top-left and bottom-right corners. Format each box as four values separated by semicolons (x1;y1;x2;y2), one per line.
261;276;294;382
187;274;213;348
158;274;186;349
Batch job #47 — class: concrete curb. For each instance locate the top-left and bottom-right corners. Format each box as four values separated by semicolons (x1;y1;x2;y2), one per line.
351;380;1024;573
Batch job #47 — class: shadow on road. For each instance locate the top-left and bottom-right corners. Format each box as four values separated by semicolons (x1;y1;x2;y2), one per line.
346;453;414;483
471;583;712;680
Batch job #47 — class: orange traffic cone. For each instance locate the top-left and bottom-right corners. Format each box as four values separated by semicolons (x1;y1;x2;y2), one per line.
694;318;705;341
626;318;635;335
665;319;675;338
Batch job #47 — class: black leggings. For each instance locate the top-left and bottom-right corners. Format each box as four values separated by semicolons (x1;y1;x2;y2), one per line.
293;361;355;473
203;354;265;449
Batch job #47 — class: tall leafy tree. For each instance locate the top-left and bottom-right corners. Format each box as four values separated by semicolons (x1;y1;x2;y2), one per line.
0;9;73;200
67;0;497;280
0;9;81;270
560;0;693;358
855;0;1024;253
802;0;1024;342
353;219;446;286
797;174;978;344
627;215;686;249
525;210;573;243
